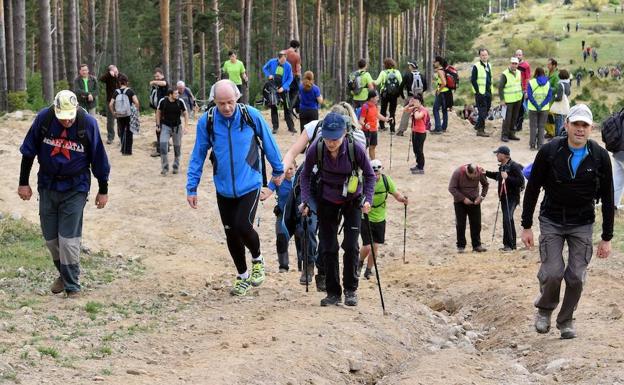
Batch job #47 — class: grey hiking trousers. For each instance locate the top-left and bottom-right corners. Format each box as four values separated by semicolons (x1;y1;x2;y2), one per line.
534;215;594;326
160;124;183;172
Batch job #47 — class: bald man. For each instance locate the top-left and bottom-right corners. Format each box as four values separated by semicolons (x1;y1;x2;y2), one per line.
186;80;285;297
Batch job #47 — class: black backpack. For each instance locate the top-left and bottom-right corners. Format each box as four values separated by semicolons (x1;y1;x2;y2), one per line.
383;70;401;98
205;103;268;187
601;108;624;153
347;70;364;95
262;81;279;108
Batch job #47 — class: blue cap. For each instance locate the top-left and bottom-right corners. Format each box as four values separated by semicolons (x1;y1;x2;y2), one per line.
322;112;347;140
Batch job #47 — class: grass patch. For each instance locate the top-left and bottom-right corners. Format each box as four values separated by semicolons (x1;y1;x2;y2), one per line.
37;346;60;358
101;368;113;376
0;217;50;280
84;301;105;320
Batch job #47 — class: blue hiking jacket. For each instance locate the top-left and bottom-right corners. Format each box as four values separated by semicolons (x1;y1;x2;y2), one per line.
186;105;284;198
262;58;294;91
527;75;553;111
20;108;110;193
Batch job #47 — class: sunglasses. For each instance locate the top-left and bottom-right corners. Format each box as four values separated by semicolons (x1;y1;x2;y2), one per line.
372;167;382;172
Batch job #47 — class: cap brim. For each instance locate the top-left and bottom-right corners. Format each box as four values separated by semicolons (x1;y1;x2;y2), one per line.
54;107;77;120
568;116;593;125
322;131;344;140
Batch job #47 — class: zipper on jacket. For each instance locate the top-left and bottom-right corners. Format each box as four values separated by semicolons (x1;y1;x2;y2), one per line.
227;119;238;197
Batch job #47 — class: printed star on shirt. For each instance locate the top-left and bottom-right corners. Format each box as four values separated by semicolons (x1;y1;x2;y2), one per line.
50;129;71;160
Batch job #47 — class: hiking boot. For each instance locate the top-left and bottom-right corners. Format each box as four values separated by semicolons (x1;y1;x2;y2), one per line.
250;259;266;287
299;264;314;285
50;276;64;294
106;139;113;145
535;310;552;333
344;291;358;306
557;320;577;339
409;165;419;172
508;134;520;141
150;150;160;157
315;274;326;292
320;294;342;306
161;169;168;176
65;290;81;299
396;131;404;136
363;268;372;280
172;168;179;174
473;245;487;253
356;259;364;277
230;277;252;296
457;247;465;254
272;128;278;134
278;266;289;273
501;136;509;142
499;246;513;252
411;169;424;175
476;130;490;137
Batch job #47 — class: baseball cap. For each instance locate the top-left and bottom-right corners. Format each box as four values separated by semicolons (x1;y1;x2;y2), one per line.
566;104;593;125
53;90;78;120
371;159;383;171
321;112;347;140
493;145;511;156
510;57;519;64
407;61;418;69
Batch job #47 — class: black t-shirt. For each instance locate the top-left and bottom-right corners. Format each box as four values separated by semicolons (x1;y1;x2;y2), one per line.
158;97;187;127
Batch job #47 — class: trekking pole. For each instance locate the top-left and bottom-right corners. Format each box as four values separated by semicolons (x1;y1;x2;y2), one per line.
492;197;501;244
389;127;394;170
302;214;309;293
407;131;412;163
364;213;386;315
402;203;407;264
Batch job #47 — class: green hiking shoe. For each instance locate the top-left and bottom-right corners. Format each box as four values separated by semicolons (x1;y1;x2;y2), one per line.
250;260;266;287
230;277;252;296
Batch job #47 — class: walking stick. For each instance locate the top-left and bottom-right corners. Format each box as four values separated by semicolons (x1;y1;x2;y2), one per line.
364;213;386;314
407;131;412;163
492;197;501;243
403;203;408;264
302;215;309;293
389;128;394;170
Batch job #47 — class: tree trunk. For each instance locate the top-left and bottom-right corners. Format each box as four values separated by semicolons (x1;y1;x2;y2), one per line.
100;0;111;69
357;0;363;60
335;0;343;101
243;0;253;103
211;0;221;81
38;0;54;103
293;0;299;42
271;0;277;54
160;0;170;80
186;1;194;87
4;0;13;91
76;1;81;66
286;0;293;44
87;0;95;70
112;0;119;66
343;0;351;76
199;0;206;99
0;0;7;109
52;0;58;81
314;0;321;84
65;0;77;81
173;0;183;81
12;0;25;91
363;8;369;63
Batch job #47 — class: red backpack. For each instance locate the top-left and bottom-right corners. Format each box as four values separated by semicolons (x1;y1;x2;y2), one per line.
444;65;459;90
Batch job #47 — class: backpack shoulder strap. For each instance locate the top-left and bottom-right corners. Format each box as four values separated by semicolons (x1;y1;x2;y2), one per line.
39;106;56;141
316;138;324;172
311;120;323;143
206;106;216;142
382;174;389;192
347;135;357;175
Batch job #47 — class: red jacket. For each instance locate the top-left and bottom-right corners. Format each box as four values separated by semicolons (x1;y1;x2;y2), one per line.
518;61;531;92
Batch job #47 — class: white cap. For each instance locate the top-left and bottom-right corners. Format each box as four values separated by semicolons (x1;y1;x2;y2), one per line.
371;159;383;170
566;104;593;125
53;90;78;120
510;57;519;64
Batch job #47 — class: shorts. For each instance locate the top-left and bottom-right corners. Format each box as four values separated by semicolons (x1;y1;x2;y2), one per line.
361;220;386;246
364;131;378;146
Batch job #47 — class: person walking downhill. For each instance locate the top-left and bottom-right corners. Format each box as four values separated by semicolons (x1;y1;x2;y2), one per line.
498;57;523;142
514;49;531;132
471;48;492;137
357;159;408;279
551;69;571;136
348;59;375;109
299;112;376;307
405;94;429;174
73;64;98;116
221;51;248;101
156;89;189;175
432;56;449;134
298;71;323;133
263;51;296;134
148;68;169;157
374;58;402;133
396;61;427;136
109;74;140;156
18;90;110;298
98;64;121;144
521;104;614;339
359;90;392;159
485;146;525;251
186;80;284;297
448;163;489;253
527;67;553;150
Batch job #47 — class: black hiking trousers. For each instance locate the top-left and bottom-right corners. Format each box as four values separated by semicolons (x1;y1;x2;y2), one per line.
380;95;398;132
271;91;295;132
216;189;261;275
454;201;482;249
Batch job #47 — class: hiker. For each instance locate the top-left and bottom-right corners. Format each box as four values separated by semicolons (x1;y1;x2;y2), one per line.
176;81;196;118
592;48;598;62
566;22;570;32
358;159;408;279
545;58;560;139
285;40;302;109
360;90;392;159
404;94;429;174
498;57;523;142
72;64;98;116
396;61;427;136
448;163;489;253
485;146;524;251
374;58;402;133
514;49;531;132
221;51;248;101
462;104;477;126
431;56;449;134
186;80;284;297
575;71;582;87
108;74;140;155
149;68;169;157
551;69;571;136
576;22;580;31
527;67;553;150
298;71;323;133
262;51;296;133
348;59;375;109
98;64;121;144
471;48;492;137
299;112;376;307
18;90;110;298
521;104;614;339
156;88;189;175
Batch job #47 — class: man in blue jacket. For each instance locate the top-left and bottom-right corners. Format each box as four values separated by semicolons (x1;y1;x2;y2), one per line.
186;80;285;297
262;51;296;134
18;90;110;298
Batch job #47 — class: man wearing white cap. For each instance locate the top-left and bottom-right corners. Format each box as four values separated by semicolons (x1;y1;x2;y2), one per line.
521;104;614;339
497;57;522;142
17;90;110;298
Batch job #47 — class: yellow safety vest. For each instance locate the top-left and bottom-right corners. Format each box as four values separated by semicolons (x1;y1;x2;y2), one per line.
502;69;523;103
435;71;449;93
527;78;551;112
472;61;492;95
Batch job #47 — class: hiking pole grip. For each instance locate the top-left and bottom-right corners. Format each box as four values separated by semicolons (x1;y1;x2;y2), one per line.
364;213;386;314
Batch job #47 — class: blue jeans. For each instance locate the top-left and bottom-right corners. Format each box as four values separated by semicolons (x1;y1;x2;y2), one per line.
554;114;565;136
433;92;448;131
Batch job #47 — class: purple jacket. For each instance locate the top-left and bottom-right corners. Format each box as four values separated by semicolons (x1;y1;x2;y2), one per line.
300;138;375;205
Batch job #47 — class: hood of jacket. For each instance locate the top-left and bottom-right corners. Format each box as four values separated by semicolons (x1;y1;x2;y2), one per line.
536;75;549;86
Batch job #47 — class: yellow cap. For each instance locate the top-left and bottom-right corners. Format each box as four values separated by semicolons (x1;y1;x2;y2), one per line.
53;90;78;120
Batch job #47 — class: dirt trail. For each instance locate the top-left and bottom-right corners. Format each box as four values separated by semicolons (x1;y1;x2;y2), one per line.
0;108;623;385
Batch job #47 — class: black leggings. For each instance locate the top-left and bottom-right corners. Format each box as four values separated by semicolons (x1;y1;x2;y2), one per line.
117;117;132;155
411;131;426;170
380;95;398;131
216;189;261;274
299;109;319;133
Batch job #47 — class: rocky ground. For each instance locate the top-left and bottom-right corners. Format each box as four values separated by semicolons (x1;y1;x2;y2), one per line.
0;108;623;385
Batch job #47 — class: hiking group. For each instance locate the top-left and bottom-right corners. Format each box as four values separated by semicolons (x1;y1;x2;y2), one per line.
15;34;623;341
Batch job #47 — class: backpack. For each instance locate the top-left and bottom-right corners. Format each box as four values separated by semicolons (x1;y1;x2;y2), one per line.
308;119;367;150
113;88;131;118
206;103;268;187
314;135;359;197
372;174;390;208
348;70;364;95
383;70;401;97
262;81;279;108
149;85;163;109
410;71;424;96
444;65;459;90
601;108;624;153
38;106;89;151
